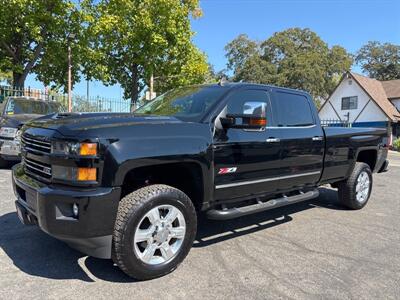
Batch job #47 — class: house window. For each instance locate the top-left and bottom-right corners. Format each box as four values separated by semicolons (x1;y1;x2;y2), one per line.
341;96;358;110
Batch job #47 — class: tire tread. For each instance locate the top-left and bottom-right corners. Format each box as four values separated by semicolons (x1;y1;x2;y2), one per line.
338;162;372;210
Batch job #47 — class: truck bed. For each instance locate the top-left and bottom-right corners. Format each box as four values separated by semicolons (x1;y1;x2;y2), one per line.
320;126;388;183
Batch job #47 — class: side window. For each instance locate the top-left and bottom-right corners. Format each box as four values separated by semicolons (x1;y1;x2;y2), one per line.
341;96;358;110
226;89;271;126
273;91;315;127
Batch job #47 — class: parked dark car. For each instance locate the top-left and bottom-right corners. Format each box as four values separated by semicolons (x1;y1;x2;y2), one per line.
12;83;389;280
0;97;63;167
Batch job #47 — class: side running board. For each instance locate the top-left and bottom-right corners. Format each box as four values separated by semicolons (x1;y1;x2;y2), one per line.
206;189;319;220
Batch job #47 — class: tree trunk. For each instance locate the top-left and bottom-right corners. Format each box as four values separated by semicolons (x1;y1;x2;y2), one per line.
130;64;139;112
12;72;28;89
12;72;24;89
13;42;44;90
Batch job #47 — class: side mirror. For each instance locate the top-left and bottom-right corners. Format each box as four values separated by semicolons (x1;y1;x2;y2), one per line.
220;116;235;128
221;113;267;129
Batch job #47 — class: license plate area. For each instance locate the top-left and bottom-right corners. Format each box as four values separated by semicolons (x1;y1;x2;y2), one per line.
25;190;38;212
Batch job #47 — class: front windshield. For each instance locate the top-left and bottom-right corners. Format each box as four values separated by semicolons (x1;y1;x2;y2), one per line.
136;85;228;122
5;99;63;115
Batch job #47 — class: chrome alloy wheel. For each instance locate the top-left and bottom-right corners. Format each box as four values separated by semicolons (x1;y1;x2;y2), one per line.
133;205;186;265
356;171;370;203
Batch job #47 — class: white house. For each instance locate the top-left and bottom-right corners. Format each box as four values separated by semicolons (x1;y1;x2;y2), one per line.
319;72;400;144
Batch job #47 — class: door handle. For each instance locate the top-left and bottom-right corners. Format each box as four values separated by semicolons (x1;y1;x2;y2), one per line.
312;136;323;141
266;138;280;143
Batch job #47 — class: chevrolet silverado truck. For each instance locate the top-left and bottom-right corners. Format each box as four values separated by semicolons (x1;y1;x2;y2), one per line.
12;83;389;280
0;96;63;167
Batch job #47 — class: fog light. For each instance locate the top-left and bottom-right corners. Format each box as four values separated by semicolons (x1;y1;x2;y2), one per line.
72;203;79;217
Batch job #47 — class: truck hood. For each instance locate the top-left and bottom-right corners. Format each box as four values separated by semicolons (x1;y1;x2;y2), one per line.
26;112;183;137
0;114;43;129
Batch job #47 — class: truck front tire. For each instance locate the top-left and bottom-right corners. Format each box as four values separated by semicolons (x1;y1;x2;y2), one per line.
338;162;372;210
112;184;197;280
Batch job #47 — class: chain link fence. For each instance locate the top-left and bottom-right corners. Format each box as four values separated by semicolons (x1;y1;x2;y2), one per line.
0;85;131;113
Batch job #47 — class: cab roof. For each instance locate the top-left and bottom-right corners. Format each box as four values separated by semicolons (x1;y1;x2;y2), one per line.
201;82;312;98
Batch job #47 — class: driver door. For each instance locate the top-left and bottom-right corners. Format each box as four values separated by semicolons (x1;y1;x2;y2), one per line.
213;88;282;201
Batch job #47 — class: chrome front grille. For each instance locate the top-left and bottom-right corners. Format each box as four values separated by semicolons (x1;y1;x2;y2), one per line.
23;157;52;179
21;134;51;154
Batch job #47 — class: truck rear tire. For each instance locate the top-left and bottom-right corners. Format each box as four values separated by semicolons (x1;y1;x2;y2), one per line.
112;184;197;280
338;162;372;210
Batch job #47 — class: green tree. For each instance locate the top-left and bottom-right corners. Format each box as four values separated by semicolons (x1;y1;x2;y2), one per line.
0;0;86;89
84;0;206;109
0;70;12;85
153;45;213;95
225;34;261;80
355;41;400;80
225;28;353;102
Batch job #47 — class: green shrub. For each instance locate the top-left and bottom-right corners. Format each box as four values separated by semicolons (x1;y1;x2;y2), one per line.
393;138;400;151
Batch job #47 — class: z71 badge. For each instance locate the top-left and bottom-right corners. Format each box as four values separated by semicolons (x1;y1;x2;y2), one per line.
218;167;237;175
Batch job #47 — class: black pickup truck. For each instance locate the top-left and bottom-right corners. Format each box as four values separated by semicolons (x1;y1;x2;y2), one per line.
12;83;389;280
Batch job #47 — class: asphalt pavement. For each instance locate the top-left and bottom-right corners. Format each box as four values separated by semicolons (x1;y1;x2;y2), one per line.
0;152;399;299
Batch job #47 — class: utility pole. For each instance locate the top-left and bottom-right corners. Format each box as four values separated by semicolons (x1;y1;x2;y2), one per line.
67;33;75;112
67;44;72;112
86;79;89;100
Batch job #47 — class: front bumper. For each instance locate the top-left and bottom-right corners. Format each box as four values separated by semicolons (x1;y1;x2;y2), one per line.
12;163;121;258
0;138;21;160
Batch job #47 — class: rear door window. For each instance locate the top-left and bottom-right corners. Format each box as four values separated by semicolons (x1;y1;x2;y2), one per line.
272;91;315;127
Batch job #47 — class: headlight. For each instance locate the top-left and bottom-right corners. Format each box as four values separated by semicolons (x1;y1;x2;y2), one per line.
0;127;18;138
52;142;98;156
52;165;97;182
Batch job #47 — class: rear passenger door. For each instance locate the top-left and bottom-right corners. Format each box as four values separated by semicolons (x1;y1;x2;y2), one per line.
270;89;324;189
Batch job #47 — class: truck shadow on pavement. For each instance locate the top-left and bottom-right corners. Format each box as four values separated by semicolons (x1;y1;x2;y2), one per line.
0;211;134;283
0;187;343;283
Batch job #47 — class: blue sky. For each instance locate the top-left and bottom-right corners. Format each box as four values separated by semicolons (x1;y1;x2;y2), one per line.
26;0;400;99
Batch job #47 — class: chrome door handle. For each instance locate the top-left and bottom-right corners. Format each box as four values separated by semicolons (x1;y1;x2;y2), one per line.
266;138;280;143
312;136;323;141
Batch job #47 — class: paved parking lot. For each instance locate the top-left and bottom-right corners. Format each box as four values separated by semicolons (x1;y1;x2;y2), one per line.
0;152;399;299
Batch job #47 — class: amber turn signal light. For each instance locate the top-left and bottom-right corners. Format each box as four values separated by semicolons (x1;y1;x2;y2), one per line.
80;143;97;156
77;168;97;181
249;118;267;126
